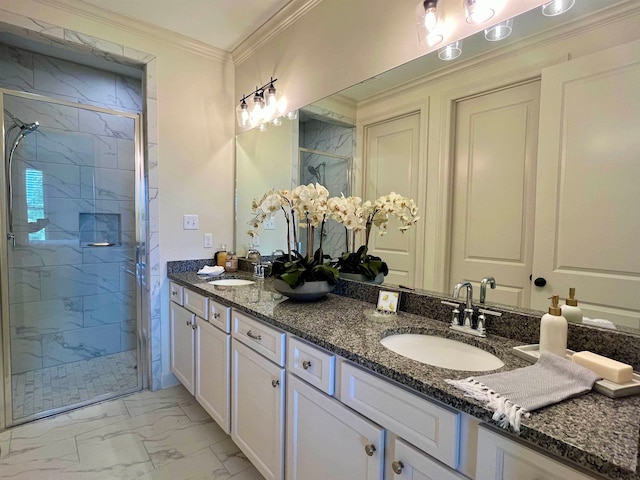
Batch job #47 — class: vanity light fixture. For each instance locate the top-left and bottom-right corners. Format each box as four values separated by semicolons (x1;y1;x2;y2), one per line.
484;18;513;41
236;77;293;128
438;40;463;61
415;0;443;46
541;0;575;16
464;0;495;24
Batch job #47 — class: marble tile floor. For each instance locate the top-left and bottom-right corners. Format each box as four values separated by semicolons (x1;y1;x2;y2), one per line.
0;384;265;480
12;350;139;421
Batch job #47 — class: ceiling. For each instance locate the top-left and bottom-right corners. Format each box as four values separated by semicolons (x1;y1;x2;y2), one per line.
79;0;293;51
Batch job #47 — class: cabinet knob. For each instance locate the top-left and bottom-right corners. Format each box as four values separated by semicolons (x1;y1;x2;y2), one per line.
192;324;197;330
391;461;404;474
247;330;262;341
271;379;280;388
364;444;376;456
185;320;191;326
213;312;220;319
302;360;312;370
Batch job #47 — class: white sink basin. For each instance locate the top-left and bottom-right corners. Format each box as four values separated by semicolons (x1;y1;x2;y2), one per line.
208;279;255;286
380;334;504;371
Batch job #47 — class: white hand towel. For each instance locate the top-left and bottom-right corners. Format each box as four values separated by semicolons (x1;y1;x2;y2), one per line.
446;351;601;432
197;265;225;276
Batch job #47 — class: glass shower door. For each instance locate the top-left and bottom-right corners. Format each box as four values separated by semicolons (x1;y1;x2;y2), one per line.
2;92;143;425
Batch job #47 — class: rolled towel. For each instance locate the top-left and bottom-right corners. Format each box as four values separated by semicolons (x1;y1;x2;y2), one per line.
197;265;225;276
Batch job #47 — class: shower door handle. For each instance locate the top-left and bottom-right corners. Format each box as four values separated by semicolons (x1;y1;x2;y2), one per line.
7;233;15;247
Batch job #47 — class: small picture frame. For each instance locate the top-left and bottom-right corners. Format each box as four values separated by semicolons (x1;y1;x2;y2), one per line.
376;290;400;314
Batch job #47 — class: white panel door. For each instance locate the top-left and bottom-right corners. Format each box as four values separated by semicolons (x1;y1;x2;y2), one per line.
364;113;421;287
170;303;195;395
195;319;230;434
231;338;285;480
531;39;640;328
286;374;384;480
450;81;540;307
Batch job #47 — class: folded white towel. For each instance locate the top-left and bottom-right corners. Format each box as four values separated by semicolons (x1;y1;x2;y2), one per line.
197;265;224;276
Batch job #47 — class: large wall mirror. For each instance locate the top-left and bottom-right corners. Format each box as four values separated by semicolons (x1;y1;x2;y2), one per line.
235;0;640;331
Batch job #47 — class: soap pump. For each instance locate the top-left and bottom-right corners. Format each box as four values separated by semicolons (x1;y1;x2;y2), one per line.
561;287;583;324
539;295;568;357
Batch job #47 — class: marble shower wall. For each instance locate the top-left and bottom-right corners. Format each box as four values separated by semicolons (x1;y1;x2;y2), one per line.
1;44;142;374
299;119;354;259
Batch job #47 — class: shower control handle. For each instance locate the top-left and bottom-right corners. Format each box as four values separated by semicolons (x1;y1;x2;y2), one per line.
7;233;15;247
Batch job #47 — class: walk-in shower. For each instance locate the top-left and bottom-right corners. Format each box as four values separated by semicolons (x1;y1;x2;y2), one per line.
1;90;144;426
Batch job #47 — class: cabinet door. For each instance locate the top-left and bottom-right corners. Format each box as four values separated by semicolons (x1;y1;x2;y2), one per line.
531;38;640;327
195;319;230;434
287;374;384;480
231;338;285;480
390;438;466;480
476;427;595;480
170;302;195;394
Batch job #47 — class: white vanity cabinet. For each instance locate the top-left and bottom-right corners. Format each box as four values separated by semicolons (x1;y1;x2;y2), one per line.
476;426;597;480
231;310;286;480
195;298;231;434
287;373;384;480
388;438;467;480
169;299;196;394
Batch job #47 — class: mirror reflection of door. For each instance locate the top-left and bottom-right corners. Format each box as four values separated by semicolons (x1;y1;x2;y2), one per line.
531;39;640;327
449;81;541;306
364;113;421;288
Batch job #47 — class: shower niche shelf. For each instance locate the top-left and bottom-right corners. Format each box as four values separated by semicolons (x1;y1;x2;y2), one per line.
79;212;121;247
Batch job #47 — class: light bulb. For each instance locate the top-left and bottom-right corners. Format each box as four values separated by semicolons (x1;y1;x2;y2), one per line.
423;1;438;31
271;116;282;127
438;40;463;61
542;0;575;16
236;99;249;128
484;18;513;41
464;0;494;24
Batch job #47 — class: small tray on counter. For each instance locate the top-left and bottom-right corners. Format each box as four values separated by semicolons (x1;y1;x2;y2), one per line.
512;344;640;399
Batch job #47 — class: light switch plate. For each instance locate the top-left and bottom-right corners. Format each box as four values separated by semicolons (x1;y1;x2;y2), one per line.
183;214;199;230
204;233;213;248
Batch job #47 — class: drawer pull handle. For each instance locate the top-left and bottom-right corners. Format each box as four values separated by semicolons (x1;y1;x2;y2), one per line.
171;290;177;296
247;330;262;341
364;444;376;457
271;379;280;388
185;320;191;326
302;360;312;370
392;461;404;474
213;312;221;319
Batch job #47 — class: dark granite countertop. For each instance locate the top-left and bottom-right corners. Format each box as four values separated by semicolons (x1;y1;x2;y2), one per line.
168;270;640;480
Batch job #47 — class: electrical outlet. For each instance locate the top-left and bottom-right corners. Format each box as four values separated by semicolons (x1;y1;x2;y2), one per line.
264;217;275;230
204;233;213;248
183;214;199;230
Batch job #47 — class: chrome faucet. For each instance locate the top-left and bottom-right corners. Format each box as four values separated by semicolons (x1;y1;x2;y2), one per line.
480;276;496;304
452;282;474;328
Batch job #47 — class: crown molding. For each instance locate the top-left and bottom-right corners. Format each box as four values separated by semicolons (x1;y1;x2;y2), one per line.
232;0;322;67
35;0;232;63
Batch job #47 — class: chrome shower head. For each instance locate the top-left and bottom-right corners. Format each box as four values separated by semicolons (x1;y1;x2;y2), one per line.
20;121;39;134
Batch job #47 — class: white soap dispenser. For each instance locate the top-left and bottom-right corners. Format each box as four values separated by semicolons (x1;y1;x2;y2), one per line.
561;287;583;324
539;295;568;357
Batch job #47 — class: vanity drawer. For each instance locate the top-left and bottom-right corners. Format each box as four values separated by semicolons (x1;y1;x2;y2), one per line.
170;282;183;306
340;362;460;469
210;299;231;333
232;309;285;366
184;288;209;320
287;336;335;395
